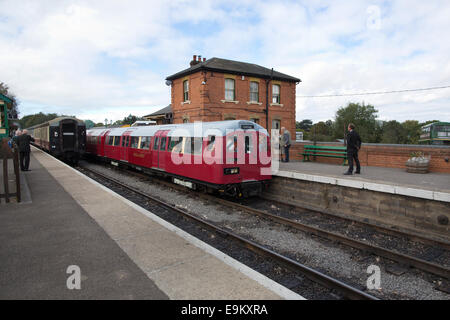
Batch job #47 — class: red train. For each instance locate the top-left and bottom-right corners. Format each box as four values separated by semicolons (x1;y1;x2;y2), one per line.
86;120;272;197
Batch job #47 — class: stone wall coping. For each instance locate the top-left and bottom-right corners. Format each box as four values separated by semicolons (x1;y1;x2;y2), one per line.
293;141;450;149
275;170;450;203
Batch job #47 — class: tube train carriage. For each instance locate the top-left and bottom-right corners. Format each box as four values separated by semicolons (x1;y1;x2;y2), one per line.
86;120;272;197
27;117;86;164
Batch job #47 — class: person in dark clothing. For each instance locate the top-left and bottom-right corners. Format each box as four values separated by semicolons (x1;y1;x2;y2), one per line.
281;127;291;162
16;129;34;171
344;123;361;175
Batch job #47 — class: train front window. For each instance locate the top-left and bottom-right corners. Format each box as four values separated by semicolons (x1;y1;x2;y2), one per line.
245;136;252;154
207;135;215;151
227;135;238;152
192;137;203;155
183;137;191;154
169;137;182;152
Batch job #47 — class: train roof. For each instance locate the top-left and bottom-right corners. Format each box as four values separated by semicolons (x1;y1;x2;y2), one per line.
27;117;85;129
87;120;268;137
421;121;450;128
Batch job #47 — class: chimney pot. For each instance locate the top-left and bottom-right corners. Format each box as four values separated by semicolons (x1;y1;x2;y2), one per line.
193;55;196;60
203;57;206;62
198;55;201;61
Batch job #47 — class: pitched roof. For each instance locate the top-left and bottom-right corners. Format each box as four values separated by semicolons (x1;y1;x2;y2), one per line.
143;104;172;118
166;57;301;83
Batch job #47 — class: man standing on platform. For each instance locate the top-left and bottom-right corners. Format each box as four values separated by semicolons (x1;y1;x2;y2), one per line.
344;123;361;175
17;129;34;171
281;127;291;162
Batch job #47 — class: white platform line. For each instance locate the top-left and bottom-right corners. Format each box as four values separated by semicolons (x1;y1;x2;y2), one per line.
275;170;449;203
33;147;305;300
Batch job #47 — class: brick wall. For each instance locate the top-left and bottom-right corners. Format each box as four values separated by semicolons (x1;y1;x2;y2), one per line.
170;70;297;136
290;141;450;173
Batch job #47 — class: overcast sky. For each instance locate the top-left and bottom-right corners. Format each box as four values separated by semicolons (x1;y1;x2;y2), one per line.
1;0;449;124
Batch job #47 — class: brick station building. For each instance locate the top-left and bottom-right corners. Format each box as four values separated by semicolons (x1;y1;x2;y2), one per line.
165;55;301;135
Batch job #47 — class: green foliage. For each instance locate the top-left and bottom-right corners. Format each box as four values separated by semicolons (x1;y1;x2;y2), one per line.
84;120;95;129
19;112;72;129
309;121;334;141
296;119;313;131
381;120;407;144
333;102;379;142
121;114;143;125
401;120;421;144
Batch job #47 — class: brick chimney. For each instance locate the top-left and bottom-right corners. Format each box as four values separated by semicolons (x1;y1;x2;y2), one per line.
190;55;199;67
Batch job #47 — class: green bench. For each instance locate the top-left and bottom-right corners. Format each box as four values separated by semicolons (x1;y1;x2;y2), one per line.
301;145;348;165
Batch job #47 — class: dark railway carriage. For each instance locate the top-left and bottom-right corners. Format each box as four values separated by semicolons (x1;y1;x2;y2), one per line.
28;117;86;164
86;120;272;197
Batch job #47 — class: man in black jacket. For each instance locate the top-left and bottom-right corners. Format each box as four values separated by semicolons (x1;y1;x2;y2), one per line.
16;129;35;171
344;123;361;175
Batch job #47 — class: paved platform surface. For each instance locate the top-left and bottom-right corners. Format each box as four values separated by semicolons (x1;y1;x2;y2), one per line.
279;161;450;193
0;148;302;300
277;161;450;202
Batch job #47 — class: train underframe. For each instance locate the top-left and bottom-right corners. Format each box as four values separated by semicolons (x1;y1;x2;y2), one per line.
90;155;269;198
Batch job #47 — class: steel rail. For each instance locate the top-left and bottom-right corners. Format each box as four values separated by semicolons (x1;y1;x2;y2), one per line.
79;166;379;300
95;164;450;279
264;198;450;251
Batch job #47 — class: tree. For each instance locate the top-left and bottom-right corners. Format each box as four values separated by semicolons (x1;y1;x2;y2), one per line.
121;114;142;125
0;82;20;119
84;120;95;129
310;120;334;141
402;120;421;144
296;119;313;131
19;112;71;128
381;120;407;144
333;102;379;143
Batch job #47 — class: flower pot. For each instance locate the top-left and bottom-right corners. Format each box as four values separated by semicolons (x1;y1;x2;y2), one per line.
405;156;430;174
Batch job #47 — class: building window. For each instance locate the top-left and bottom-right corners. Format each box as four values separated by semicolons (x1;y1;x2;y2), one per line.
250;81;259;102
183;118;189;123
183;80;189;101
272;119;281;132
272;84;280;104
225;78;235;101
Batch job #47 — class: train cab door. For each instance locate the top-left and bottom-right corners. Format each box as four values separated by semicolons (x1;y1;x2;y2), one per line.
121;131;132;162
151;130;170;170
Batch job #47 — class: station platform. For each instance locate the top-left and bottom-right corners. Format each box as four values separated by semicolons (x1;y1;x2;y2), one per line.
0;147;303;300
277;161;450;202
266;161;450;241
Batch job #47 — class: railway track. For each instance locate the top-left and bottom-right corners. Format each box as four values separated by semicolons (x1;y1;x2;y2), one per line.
109;165;450;281
78;165;379;300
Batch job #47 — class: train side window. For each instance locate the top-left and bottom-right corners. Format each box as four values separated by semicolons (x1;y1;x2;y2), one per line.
121;136;126;147
207;135;215;151
140;136;151;150
130;136;139;148
114;136;120;146
153;137;159;150
160;137;167;150
108;136;114;146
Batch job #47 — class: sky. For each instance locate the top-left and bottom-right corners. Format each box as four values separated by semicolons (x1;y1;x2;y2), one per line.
1;0;449;124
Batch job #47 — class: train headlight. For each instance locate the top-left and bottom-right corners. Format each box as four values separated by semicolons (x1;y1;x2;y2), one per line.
224;167;240;175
